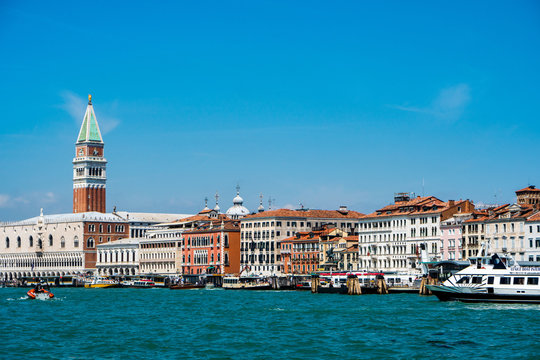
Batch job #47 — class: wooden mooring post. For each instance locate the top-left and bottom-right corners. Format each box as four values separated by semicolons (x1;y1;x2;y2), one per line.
346;275;362;295
419;275;439;295
311;274;320;293
376;275;388;295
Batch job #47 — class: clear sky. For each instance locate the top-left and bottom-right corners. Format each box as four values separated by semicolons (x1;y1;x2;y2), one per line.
1;1;539;221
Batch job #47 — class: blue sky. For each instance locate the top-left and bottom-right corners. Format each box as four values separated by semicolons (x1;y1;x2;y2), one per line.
0;1;539;221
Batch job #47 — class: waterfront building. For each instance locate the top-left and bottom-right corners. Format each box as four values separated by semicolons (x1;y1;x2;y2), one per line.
483;203;538;261
73;95;107;213
333;236;359;271
279;227;333;275
140;196;235;276
318;228;353;271
526;212;540;261
0;210;128;281
241;207;364;276
440;214;473;260
181;220;240;275
358;193;474;273
462;210;491;258
516;185;540;206
337;242;359;272
96;238;139;276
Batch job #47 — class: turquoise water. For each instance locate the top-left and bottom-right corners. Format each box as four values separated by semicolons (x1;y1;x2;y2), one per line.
1;288;539;359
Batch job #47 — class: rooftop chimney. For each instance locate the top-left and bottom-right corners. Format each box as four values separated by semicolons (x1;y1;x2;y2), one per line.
338;206;348;215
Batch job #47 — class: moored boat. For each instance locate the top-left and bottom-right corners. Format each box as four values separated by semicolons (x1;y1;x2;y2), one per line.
84;276;120;288
427;253;540;303
222;276;272;290
122;279;156;288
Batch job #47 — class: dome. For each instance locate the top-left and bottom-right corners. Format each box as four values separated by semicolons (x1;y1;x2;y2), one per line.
233;194;243;205
226;187;250;219
226;204;250;218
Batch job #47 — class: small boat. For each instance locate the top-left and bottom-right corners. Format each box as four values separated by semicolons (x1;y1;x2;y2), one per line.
169;283;205;290
84;276;120;288
427;253;540;303
26;285;54;300
205;283;215;289
222;276;272;290
121;279;156;288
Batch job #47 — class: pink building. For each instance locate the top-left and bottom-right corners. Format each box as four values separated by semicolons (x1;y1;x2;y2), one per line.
440;215;470;260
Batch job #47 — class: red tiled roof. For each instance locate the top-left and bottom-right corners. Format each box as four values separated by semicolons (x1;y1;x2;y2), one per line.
516;186;540;193
171;214;230;223
242;208;364;220
468;204;538;222
184;220;240;234
363;196;468;219
528;211;540;222
280;226;344;243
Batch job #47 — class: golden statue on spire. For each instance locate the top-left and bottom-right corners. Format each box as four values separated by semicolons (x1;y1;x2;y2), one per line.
88;94;92;104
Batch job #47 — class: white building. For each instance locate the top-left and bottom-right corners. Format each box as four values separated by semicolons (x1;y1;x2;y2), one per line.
484;203;538;261
0;210;128;281
526;212;540;261
96;238;139;276
358;193;474;273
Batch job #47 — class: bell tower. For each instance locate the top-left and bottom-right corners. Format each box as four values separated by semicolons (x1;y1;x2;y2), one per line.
73;94;107;213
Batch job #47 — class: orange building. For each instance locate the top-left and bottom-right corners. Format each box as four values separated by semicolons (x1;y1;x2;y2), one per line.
182;220;240;276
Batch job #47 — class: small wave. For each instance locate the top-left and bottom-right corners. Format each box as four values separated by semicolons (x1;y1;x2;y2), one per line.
426;340;455;349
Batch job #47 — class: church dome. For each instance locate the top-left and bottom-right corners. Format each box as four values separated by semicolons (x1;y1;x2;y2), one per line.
226;187;250;219
233;194;243;205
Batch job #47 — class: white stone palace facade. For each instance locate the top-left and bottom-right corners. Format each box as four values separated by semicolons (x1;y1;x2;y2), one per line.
0;211;128;281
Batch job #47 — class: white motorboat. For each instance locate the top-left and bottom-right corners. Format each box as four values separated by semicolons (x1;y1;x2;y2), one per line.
427;253;540;303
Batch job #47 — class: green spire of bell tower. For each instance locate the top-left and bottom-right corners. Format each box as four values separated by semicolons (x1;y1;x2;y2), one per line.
77;94;103;143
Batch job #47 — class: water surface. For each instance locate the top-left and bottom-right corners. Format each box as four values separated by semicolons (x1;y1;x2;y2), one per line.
1;288;538;359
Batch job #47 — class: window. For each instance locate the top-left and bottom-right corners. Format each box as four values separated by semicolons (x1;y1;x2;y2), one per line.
513;277;525;285
61;236;66;248
87;238;95;248
108;225;111;233
456;276;469;284
17;236;21;248
527;277;539;285
471;276;483;284
74;236;79;248
49;234;53;246
487;276;494;285
499;277;511;285
5;237;9;248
